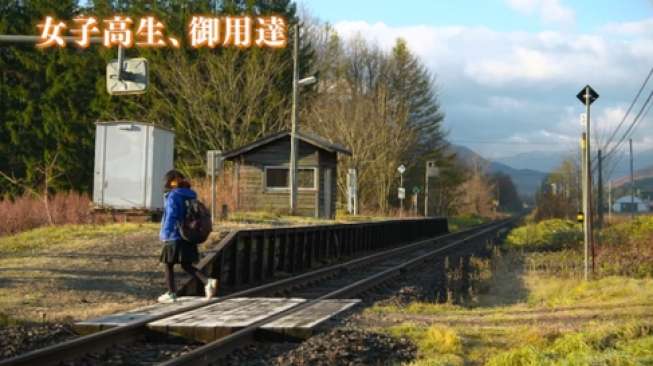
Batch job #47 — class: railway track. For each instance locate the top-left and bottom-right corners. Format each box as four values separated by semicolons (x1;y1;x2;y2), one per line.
0;219;512;366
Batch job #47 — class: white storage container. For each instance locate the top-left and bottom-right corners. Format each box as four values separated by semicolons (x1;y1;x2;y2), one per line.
93;121;175;210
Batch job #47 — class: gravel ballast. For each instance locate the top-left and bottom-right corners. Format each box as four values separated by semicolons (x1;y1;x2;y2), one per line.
1;322;78;360
225;328;417;366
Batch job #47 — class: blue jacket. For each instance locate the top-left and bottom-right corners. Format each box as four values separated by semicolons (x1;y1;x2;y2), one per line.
160;187;197;241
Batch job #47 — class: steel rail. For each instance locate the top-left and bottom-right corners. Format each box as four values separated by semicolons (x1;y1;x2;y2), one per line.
159;219;514;366
0;222;493;366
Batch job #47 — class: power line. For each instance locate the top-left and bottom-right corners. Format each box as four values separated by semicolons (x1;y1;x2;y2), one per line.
604;88;653;161
602;99;652;180
602;66;653;152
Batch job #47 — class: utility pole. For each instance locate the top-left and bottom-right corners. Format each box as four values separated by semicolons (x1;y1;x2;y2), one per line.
630;138;635;219
597;149;603;229
581;132;588;273
289;25;299;215
608;180;612;222
577;85;598;281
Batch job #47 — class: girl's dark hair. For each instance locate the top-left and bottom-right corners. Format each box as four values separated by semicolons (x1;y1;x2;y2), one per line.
164;169;190;189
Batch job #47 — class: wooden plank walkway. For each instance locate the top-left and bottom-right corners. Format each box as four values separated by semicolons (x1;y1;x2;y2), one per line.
74;297;207;335
75;297;360;342
148;297;305;342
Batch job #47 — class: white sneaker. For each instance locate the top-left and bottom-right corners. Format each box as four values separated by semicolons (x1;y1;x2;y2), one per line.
205;278;218;300
158;292;177;303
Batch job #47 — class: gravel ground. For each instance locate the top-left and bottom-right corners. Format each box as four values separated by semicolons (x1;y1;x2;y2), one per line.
0;322;78;360
61;338;203;366
225;328;417;366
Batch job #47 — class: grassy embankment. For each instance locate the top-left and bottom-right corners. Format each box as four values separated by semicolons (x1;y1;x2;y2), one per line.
366;217;653;365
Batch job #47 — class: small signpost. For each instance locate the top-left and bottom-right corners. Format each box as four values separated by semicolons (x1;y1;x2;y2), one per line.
412;187;420;217
424;161;439;216
206;150;223;223
397;164;406;216
347;169;358;215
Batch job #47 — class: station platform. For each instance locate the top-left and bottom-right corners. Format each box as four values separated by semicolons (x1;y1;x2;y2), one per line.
75;297;360;342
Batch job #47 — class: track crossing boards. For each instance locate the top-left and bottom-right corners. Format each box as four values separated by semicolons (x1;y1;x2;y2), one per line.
74;296;206;334
148;297;360;341
75;297;360;342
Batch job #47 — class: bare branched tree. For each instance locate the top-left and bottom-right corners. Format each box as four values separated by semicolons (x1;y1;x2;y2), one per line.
0;150;63;225
126;49;292;174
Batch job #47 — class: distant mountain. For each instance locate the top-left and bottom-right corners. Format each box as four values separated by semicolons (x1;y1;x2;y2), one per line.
606;148;653;181
493;150;569;173
488;161;547;198
450;145;547;199
612;166;653;188
494;147;653;180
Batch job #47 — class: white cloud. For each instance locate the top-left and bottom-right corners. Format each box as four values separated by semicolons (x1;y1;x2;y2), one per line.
505;0;575;26
333;21;646;88
488;96;529;110
331;19;653;158
465;47;562;86
601;18;653;36
595;106;628;132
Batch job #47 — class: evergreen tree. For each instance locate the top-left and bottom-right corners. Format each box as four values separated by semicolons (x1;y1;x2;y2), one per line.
387;38;447;211
1;0;313;194
389;38;445;157
1;0;101;194
491;172;522;212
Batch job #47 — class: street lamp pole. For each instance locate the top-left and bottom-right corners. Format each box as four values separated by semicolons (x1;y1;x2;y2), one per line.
289;24;300;215
289;24;316;215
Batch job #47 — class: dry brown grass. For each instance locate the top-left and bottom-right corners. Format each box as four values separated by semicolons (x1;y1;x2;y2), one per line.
0;226;161;322
0;224;238;323
0;191;93;237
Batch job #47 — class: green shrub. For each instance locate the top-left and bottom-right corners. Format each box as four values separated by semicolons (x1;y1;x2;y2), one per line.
506;219;582;251
485;346;545;366
387;323;462;358
602;217;653;245
597;216;653;277
486;323;653;366
449;214;488;232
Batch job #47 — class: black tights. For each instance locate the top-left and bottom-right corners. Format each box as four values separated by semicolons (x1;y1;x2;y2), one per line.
164;263;207;294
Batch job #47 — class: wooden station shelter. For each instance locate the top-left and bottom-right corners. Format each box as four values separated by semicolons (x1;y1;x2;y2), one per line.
222;131;352;219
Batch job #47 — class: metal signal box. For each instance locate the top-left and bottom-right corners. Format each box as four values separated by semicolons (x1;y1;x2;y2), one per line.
93;122;175;210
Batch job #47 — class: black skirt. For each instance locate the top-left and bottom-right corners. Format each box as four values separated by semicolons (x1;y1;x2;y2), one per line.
159;239;199;264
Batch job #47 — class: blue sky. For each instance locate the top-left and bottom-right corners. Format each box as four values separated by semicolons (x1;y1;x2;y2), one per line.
301;0;653;174
307;0;651;33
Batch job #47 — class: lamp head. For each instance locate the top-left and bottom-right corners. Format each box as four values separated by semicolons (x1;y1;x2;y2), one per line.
298;76;317;86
